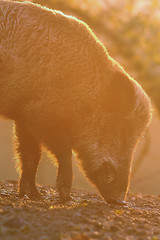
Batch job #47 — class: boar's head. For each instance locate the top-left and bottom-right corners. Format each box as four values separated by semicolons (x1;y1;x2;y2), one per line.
78;71;152;205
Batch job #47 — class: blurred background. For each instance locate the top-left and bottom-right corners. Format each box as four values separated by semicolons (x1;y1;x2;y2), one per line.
0;0;160;195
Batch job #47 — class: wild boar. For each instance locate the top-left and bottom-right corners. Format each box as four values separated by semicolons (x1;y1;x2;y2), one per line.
0;0;152;204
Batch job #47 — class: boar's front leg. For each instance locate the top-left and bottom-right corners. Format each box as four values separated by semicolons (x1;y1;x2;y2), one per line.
46;129;73;203
14;122;41;199
56;149;72;203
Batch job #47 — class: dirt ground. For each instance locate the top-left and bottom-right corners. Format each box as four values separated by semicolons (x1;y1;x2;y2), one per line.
0;181;160;240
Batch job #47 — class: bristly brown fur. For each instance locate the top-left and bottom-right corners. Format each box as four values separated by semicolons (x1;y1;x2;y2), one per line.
0;0;152;203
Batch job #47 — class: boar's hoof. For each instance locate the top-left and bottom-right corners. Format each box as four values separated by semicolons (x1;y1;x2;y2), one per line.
19;187;42;200
106;199;126;205
19;188;42;200
19;180;42;200
58;187;72;203
59;195;73;204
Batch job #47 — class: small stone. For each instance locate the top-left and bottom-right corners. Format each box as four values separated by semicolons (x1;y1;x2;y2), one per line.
21;224;30;233
6;229;17;235
39;236;49;240
0;208;4;214
114;209;124;215
152;237;159;240
72;234;92;240
4;217;25;228
94;222;103;230
109;225;120;232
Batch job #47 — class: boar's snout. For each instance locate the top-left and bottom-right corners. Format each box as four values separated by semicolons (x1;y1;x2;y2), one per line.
100;185;127;205
107;199;126;205
88;162;130;205
104;192;127;205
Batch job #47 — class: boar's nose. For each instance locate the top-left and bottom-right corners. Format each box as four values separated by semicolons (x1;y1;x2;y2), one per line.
105;192;127;205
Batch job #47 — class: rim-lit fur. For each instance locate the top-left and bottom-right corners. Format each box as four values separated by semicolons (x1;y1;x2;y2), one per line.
0;1;152;203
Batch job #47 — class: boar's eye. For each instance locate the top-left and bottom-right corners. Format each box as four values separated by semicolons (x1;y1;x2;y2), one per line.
105;174;115;184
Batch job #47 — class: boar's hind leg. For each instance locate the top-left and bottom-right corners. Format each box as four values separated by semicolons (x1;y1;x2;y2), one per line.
14;122;41;199
46;129;72;203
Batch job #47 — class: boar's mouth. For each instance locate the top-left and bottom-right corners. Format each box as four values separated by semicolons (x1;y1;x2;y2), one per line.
106;199;126;205
102;191;127;205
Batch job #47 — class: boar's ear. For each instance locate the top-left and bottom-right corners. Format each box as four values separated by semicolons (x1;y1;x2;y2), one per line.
104;71;136;116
